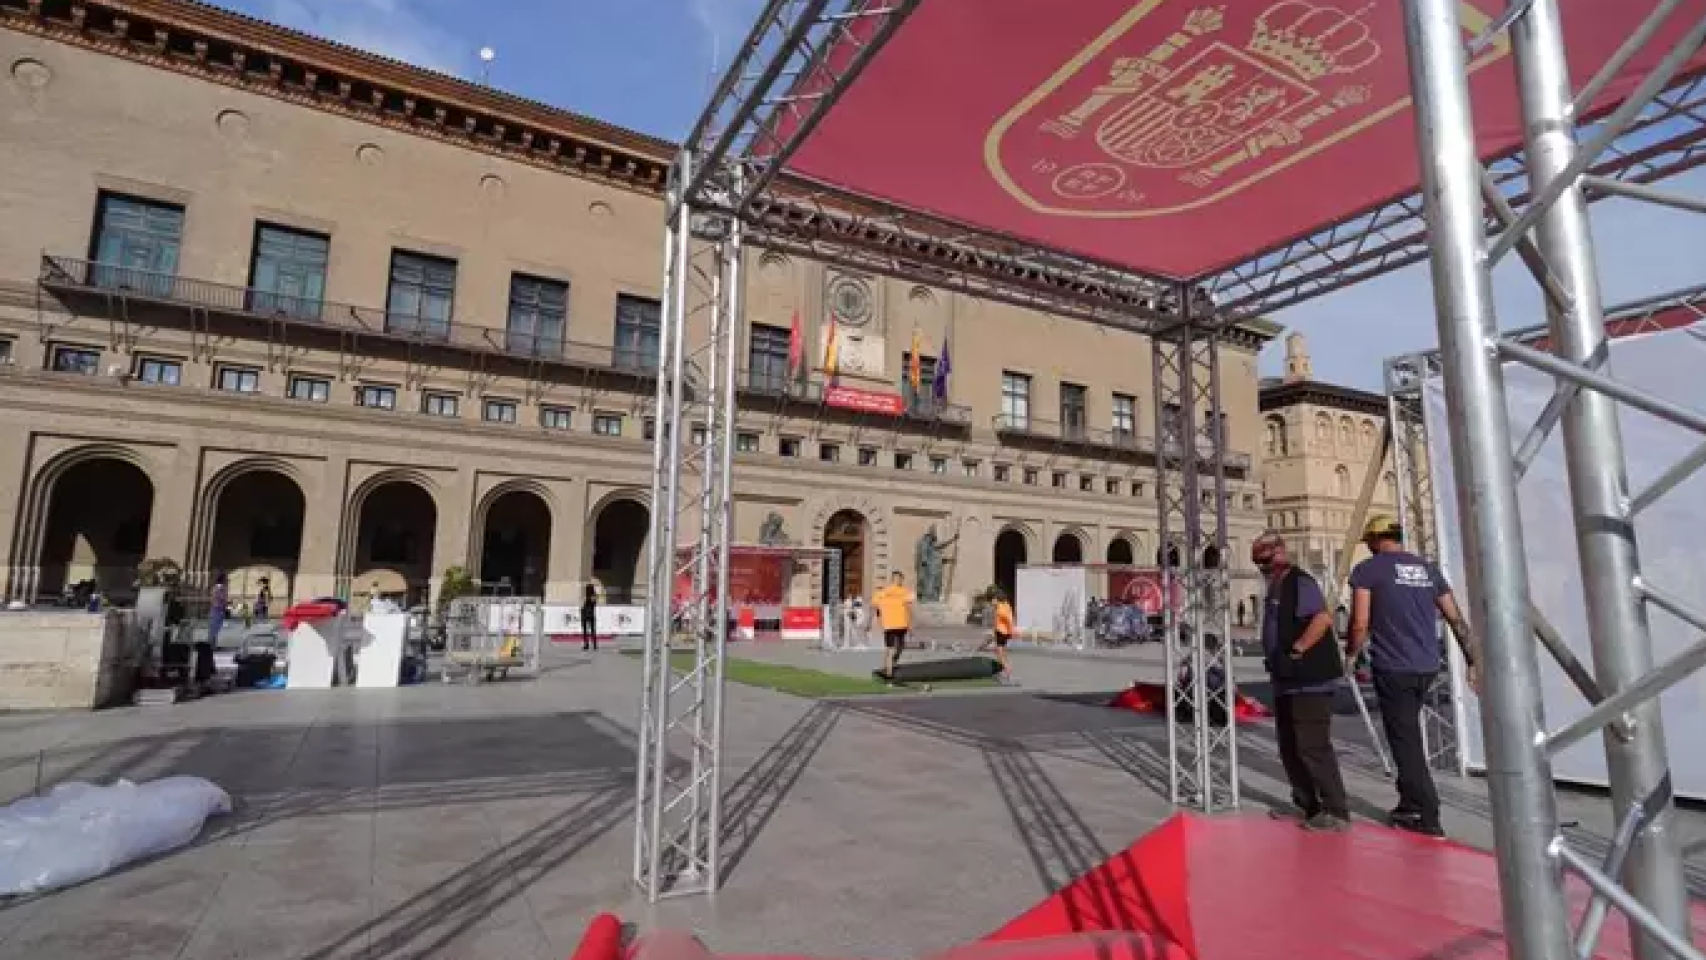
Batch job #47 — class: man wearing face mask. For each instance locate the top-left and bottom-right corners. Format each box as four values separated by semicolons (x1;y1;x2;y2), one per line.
1252;532;1350;832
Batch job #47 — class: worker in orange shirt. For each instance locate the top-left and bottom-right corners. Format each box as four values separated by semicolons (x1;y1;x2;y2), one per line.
871;571;916;681
978;588;1016;683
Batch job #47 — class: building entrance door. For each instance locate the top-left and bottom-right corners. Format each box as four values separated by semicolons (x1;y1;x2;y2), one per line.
823;510;867;602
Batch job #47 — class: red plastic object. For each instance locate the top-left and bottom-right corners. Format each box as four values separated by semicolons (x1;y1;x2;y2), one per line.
280;600;343;632
569;912;623;960
1107;684;1271;723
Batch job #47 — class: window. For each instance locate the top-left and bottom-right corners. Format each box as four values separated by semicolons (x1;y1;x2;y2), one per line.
614;295;662;372
1203;410;1229;445
819;443;840;463
542;406;573;431
385;251;456;340
894;452;914;470
1024;468;1039;486
90;193;182;295
692;425;708;447
51;345;100;376
1162;402;1183;444
748;323;792;392
1107;478;1121;495
484;398;518;424
1080;475;1094;492
1335;464;1352;498
249;224;329;320
594;413;623;437
1243;494;1258;511
422;392;459;417
930;457;947;475
779;437;802;458
963;461;980;478
1339;416;1356;450
736;432;760;453
1133;481;1146;498
1112;393;1136;439
1053;471;1067;489
1266;415;1289;455
1000;372;1031;430
994;464;1011;482
901;352;939;406
506;274;568;357
357;384;397;409
1061;382;1088;438
858;447;878;467
288;375;330;402
643;418;656;441
135;356;181;386
0;338;11;365
216;366;260;394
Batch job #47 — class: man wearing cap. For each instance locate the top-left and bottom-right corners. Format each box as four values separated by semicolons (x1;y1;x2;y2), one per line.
1347;515;1483;839
1252;532;1351;832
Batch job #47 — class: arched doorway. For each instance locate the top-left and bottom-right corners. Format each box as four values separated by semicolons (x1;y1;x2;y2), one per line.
354;480;437;608
480;489;552;596
994;528;1027;607
822;509;868;602
591;498;648;603
1203;544;1223;569
1052;532;1084;564
1106;538;1135;565
38;458;155;602
209;469;305;608
1157;542;1182;568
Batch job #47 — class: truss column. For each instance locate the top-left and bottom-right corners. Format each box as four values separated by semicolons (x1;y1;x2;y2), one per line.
1402;3;1574;960
1175;315;1209;810
1509;0;1690;946
1203;325;1240;809
1151;326;1184;806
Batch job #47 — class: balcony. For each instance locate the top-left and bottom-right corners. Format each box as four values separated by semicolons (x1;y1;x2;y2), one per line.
992;415;1253;470
38;256;655;378
738;369;972;429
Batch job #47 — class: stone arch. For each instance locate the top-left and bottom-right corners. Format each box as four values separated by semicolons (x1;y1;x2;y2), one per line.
339;469;441;606
1338;415;1356;452
1264;414;1288;456
1360;419;1379;453
588;488;651;604
808;494;891;595
1314;412;1332;443
187;457;310;585
475;480;557;597
1106;535;1136;565
1334;464;1352;498
992;522;1035;607
193;458;309;606
8;443;159;603
1052;527;1087;564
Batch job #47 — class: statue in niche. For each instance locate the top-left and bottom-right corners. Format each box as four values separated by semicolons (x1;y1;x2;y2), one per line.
914;523;959;603
758;512;789;546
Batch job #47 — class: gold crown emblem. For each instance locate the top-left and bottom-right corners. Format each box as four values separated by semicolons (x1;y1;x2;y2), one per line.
1247;2;1378;81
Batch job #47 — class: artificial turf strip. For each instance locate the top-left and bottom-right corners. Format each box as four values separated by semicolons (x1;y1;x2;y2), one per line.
623;651;998;698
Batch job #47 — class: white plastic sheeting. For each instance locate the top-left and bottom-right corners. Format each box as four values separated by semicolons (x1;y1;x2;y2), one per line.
1423;321;1706;800
0;776;232;896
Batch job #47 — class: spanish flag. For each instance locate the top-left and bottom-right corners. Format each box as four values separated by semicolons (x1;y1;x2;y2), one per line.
908;328;923;394
823;320;840;377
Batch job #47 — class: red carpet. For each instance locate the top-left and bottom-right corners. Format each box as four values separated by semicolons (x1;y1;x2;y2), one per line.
589;815;1705;960
1108;684;1271;723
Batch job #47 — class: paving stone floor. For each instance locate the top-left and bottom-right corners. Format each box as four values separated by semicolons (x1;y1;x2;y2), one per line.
0;640;1701;960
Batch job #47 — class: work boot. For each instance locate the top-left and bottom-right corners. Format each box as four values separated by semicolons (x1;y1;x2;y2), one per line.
1302;813;1351;833
1393;818;1446;840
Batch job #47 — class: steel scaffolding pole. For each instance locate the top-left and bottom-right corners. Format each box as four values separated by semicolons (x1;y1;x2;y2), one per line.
1506;2;1691;953
1402;4;1574;960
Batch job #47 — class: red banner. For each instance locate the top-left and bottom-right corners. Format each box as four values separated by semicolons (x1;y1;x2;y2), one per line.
1108;569;1184;616
781;607;824;631
825;385;905;416
673;550;791;606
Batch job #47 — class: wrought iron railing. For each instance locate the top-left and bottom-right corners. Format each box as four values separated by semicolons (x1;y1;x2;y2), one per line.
991;414;1252;469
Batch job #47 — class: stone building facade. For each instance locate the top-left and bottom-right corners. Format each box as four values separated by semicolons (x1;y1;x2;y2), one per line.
1258;332;1403;603
0;0;1273;615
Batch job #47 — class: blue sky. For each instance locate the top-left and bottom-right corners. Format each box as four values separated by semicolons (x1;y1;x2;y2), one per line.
211;0;1706;391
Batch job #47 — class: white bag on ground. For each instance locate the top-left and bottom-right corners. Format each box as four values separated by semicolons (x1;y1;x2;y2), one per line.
0;776;232;896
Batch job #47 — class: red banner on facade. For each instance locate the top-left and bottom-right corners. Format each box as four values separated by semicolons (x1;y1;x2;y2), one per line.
1108;569;1185;616
673;550;791;605
825;385;905;416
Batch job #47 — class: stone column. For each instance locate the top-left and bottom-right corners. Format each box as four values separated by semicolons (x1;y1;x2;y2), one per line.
294;454;348;602
545;478;587;603
0;423;32;600
144;443;198;567
428;467;476;608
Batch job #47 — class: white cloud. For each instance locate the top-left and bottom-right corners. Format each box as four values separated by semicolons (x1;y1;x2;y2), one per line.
682;0;766;75
259;0;469;78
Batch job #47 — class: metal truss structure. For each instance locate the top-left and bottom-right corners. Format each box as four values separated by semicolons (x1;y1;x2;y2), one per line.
643;6;1706;958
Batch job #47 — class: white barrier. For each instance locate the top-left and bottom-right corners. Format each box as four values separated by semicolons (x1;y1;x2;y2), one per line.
484;603;647;640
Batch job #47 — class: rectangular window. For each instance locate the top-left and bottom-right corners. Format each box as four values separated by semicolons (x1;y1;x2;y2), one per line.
1162;402;1183;444
993;464;1011;482
1000;372;1031;430
1080;475;1094;492
90;193;183;296
900;352;938;407
483;398;517;424
819;443;840;463
135;356;181;386
736;432;760;453
385;250;456;340
643;418;656;441
1202;410;1229;445
748;323;792;393
894;452;914;471
963;461;980;478
1023;468;1039;486
507;274;568;357
1061;382;1088;438
0;338;12;365
357;384;397;410
779;437;802;458
594;413;623;437
1053;471;1067;489
614;294;662;372
1112;393;1136;439
249;223;329;320
51;345;100;374
541;407;573;431
423;392;459;417
930;457;947;475
1133;481;1146;498
858;447;878;467
692;425;708;447
1107;478;1121;495
1243;494;1258;510
288;375;330;402
216;366;260;394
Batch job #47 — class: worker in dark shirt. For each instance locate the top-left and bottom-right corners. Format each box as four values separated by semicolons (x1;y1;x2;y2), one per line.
1253;532;1350;832
1347;515;1483;839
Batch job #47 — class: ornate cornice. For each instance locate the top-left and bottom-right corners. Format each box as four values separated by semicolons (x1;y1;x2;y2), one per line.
0;0;672;194
1259;378;1388;417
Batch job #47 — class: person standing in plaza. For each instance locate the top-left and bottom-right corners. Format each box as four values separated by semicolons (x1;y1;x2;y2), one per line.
1252;532;1351;832
581;582;599;651
871;571;915;681
1347;516;1482;839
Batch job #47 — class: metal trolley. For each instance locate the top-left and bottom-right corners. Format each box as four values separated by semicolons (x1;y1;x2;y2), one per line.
441;597;545;684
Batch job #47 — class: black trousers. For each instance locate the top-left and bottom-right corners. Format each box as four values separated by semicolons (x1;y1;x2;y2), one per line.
1273;691;1350;819
1374;671;1440;828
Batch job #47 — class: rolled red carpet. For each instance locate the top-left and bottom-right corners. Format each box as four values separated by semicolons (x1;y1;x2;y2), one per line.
569;913;624;960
